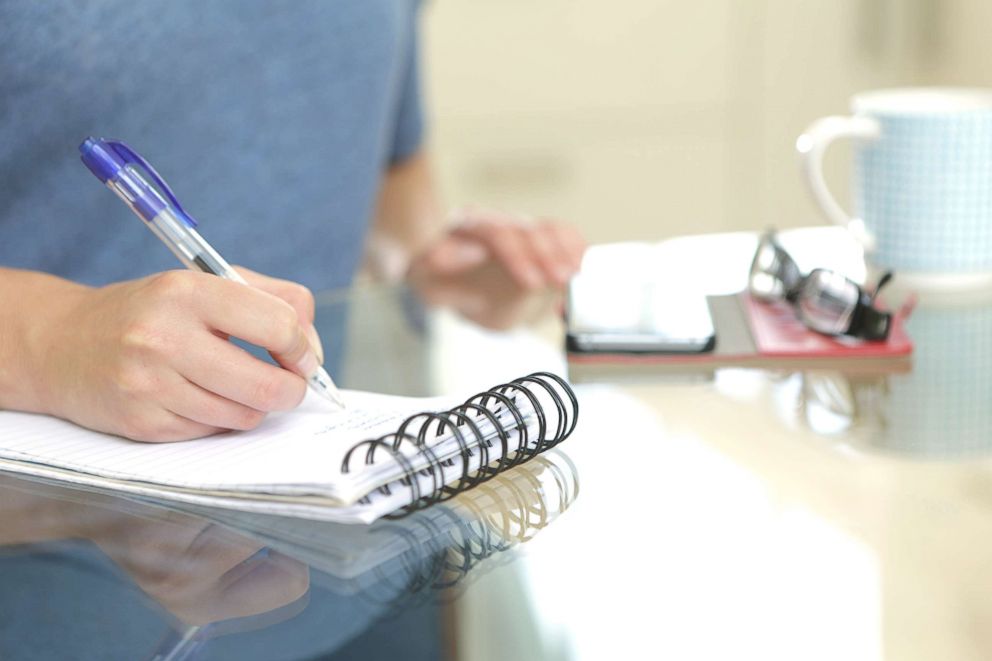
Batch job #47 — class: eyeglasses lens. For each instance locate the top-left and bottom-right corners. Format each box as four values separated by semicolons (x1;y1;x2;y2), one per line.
795;270;860;335
749;236;802;301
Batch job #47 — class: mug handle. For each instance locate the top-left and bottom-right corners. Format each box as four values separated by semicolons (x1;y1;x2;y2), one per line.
797;116;881;251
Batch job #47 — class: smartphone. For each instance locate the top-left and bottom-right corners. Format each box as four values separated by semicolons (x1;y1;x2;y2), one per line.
566;277;716;354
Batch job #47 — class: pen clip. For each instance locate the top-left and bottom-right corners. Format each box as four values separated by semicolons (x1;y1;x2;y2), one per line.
106;140;199;228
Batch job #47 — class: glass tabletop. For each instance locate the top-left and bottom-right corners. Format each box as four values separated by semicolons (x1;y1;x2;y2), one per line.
4;227;992;661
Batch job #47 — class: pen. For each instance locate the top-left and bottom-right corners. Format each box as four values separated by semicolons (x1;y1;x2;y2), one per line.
79;137;346;410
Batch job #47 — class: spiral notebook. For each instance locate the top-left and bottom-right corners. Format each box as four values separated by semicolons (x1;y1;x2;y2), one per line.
0;372;578;524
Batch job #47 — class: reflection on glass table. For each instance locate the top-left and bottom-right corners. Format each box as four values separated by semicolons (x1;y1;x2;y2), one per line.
172;449;579;610
789;288;992;458
0;445;577;661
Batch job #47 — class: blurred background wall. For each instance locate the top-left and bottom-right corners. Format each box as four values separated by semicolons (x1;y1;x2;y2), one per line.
423;0;989;245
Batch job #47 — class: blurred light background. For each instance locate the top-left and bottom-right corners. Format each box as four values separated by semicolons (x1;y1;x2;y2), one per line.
423;0;990;245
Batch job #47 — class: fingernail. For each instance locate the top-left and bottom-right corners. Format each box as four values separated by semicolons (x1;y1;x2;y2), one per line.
296;349;319;378
305;325;325;365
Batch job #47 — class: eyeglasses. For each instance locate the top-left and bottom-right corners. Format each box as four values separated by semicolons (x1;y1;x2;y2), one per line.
748;230;893;341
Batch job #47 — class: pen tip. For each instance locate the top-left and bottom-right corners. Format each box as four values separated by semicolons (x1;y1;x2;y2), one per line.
310;367;346;410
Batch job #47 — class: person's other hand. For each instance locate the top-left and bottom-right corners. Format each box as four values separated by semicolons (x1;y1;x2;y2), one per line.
407;208;586;291
32;268;323;442
411;261;563;330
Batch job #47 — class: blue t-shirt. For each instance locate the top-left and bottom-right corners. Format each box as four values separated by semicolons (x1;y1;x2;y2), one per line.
0;0;424;291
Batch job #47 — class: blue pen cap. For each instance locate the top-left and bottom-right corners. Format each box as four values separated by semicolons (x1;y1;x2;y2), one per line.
79;137;194;225
80;137;125;182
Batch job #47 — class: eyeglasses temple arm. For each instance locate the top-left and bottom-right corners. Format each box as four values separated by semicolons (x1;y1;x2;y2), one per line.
871;271;894;302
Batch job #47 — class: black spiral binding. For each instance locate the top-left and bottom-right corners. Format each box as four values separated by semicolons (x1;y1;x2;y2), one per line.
340;372;579;518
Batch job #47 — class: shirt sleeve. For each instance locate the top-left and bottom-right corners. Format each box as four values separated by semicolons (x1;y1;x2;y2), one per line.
388;1;426;165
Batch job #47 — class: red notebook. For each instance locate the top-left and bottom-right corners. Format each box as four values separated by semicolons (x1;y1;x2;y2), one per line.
742;293;913;359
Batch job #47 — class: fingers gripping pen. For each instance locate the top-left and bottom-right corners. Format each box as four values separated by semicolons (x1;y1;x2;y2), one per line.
79;137;345;409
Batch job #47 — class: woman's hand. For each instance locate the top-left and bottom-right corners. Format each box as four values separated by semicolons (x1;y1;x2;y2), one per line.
405;209;586;328
20;267;323;442
407;209;586;291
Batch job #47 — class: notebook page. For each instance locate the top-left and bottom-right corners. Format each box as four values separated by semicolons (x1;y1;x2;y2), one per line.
0;389;454;503
0;456;408;523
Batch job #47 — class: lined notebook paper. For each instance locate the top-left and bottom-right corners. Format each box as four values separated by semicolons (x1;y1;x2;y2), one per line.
0;391;444;522
0;373;578;524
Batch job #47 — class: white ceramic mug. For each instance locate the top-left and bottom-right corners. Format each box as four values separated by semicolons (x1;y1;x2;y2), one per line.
798;87;992;289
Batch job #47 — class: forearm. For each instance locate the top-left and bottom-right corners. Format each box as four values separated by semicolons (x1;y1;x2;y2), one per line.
0;267;89;413
363;149;445;282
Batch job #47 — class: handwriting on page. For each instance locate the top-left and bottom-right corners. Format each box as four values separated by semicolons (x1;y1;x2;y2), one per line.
313;409;409;437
